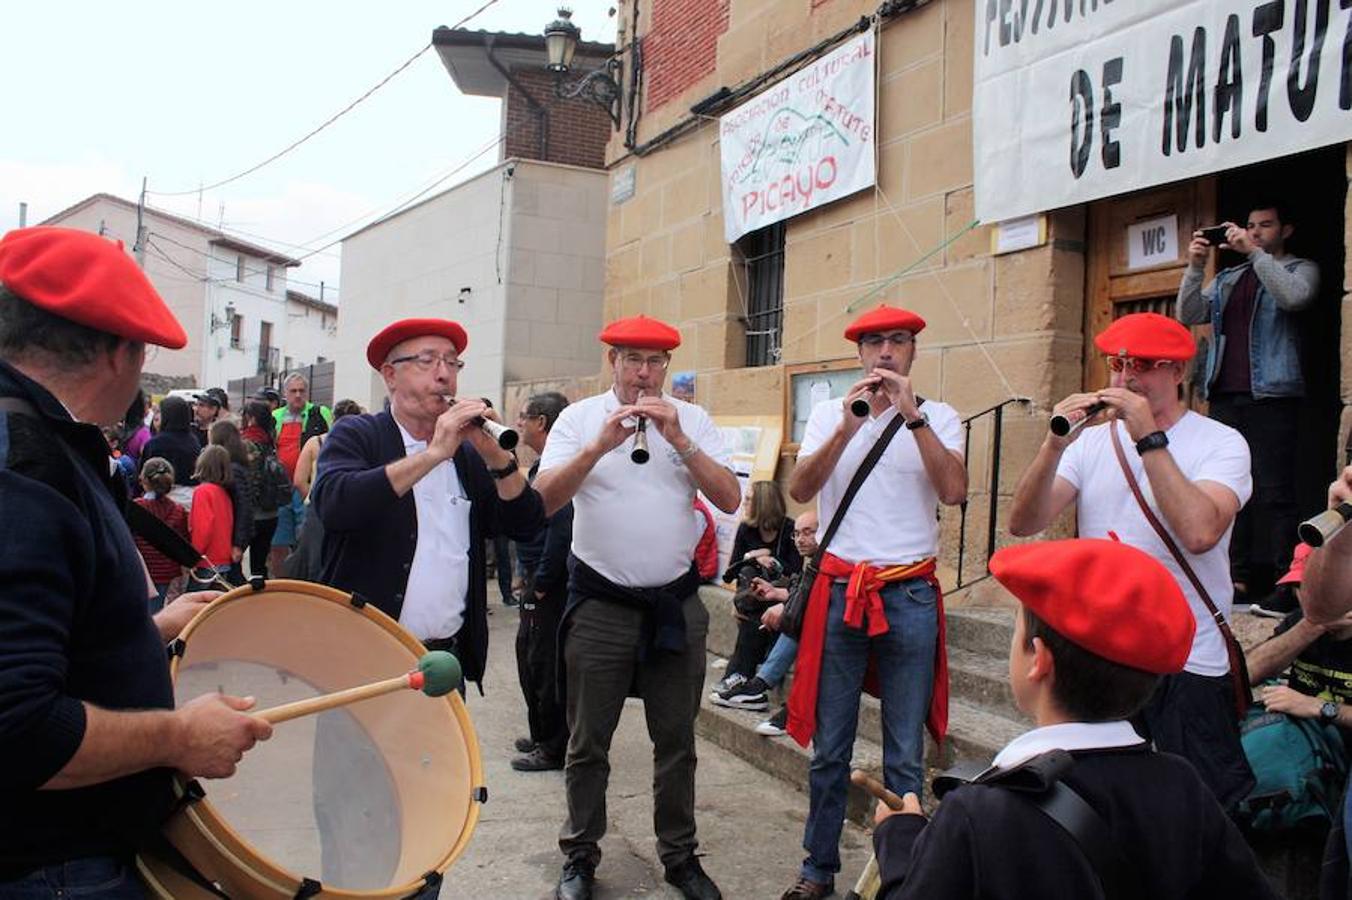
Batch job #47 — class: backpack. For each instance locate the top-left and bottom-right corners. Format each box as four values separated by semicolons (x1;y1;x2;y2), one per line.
1235;702;1348;832
251;445;292;513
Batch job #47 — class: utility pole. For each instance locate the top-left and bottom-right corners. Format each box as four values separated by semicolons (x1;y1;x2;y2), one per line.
320;281;325;303
134;177;147;268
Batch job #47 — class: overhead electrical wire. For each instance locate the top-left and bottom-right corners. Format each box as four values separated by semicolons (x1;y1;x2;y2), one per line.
146;0;502;197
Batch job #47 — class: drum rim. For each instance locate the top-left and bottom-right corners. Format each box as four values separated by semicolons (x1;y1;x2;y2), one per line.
161;578;485;898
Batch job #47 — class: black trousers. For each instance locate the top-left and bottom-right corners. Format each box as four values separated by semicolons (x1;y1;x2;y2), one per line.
727;613;775;680
248;515;279;579
1208;394;1300;597
1134;670;1255;812
516;585;568;757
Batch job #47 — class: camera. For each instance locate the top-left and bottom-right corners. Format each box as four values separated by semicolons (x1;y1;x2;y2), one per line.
1199;224;1230;246
722;554;784;585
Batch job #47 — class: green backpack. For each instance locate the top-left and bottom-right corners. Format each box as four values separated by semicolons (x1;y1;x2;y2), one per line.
1236;702;1348;832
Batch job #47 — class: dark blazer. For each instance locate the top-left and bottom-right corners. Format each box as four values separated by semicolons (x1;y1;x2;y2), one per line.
873;746;1278;900
310;410;545;687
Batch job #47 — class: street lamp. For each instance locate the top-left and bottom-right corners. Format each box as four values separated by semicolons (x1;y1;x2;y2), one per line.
543;7;621;128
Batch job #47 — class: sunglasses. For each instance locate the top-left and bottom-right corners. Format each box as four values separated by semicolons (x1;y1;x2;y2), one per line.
1105;356;1176;374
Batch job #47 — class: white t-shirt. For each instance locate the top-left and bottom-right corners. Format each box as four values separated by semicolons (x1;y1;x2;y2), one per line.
395;420;472;642
797;398;963;566
1056;414;1252;676
538;389;732;587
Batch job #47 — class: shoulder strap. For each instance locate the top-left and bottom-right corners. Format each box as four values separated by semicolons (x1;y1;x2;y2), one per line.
0;396;39;417
813;412;906;561
1108;424;1231;632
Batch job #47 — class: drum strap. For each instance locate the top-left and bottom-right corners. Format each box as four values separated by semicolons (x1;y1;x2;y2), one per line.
141;832;230;899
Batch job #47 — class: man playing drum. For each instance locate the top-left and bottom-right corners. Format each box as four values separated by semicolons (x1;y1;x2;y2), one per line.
1009;312;1255;811
780;304;967;900
0;227;273;898
534;315;741;900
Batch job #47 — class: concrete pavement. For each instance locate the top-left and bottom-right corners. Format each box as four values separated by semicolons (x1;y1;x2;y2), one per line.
449;604;875;899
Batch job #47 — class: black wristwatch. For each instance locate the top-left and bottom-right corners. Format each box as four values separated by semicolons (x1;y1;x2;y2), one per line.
1135;431;1169;455
1320;700;1340;723
904;411;930;431
488;456;519;480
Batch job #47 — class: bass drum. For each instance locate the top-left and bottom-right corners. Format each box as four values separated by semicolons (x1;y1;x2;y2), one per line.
137;579;483;898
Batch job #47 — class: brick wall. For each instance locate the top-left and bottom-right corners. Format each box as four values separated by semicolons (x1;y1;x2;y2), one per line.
645;0;731;111
503;67;612;170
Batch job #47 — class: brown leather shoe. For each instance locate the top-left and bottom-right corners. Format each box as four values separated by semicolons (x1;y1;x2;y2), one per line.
779;878;832;899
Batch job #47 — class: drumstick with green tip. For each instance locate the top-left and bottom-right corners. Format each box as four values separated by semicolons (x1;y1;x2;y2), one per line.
255;651;462;724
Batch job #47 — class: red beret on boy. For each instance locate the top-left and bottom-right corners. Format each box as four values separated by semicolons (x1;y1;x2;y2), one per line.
1093;312;1195;361
990;538;1195;674
0;226;188;348
844;304;926;342
598;315;681;351
366;318;468;370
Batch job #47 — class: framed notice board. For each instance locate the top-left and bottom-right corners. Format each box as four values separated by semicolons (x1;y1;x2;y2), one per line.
783;358;860;448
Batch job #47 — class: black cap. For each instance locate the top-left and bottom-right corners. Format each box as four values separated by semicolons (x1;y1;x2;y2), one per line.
204;387;229;409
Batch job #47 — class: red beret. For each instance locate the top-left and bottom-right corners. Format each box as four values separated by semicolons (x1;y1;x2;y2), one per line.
990;538;1195;674
844;304;926;342
598;315;681;351
0;226;187;348
1093;312;1195;361
366;318;468;370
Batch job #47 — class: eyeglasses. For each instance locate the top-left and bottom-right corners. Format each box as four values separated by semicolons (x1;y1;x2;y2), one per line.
1105;356;1176;374
858;332;915;348
619;353;670;371
388;351;466;371
793;527;817;537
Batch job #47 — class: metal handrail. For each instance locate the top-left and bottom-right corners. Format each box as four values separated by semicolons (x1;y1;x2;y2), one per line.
954;397;1031;590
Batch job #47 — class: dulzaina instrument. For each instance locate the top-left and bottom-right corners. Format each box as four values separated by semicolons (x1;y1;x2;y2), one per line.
851;386;877;417
1049;401;1107;437
1299;502;1352;548
440;395;518;450
631;415;650;464
137;580;484;899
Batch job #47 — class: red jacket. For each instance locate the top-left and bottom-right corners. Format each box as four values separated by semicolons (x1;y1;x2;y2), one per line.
189;483;234;567
693;498;719;581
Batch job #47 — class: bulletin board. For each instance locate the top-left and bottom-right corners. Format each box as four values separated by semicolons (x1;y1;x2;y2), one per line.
704;414;783;577
783;358;860;448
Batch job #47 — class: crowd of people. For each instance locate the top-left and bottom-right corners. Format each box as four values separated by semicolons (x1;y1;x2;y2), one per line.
1;216;1350;900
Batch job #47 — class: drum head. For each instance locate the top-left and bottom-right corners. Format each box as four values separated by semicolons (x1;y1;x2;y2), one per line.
167;581;480;896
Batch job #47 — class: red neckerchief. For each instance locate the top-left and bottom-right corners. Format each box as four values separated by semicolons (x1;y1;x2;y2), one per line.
786;552;948;749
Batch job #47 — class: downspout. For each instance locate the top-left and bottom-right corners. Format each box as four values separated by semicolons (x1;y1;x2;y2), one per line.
485;35;549;160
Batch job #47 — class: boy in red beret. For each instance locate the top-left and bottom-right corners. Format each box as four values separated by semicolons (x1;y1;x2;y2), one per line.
872;539;1277;900
1010;312;1255;811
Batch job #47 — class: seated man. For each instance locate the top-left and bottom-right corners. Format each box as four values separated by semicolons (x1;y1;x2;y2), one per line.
872;538;1277;899
1248;542;1352;736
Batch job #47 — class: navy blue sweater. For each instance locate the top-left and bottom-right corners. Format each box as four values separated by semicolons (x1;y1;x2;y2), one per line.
310;410;546;687
0;362;174;875
516;461;573;598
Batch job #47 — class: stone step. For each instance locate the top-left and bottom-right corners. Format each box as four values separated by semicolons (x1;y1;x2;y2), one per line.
945;605;1016;657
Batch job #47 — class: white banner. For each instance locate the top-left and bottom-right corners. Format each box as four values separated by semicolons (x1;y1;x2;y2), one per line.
973;0;1352;223
720;31;876;243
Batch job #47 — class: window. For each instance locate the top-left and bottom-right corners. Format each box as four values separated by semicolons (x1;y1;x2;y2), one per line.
235;255;245;283
736;221;786;367
266;265;275;292
258;321;275;376
229;313;243;349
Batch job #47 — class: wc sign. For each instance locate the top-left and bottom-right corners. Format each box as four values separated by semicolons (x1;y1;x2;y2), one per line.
1126;214;1178;270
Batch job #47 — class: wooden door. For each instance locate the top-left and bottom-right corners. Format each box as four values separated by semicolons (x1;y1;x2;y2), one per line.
1083;179;1216;394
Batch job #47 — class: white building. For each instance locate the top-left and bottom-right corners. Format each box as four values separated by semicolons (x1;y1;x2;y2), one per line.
41;193;334;389
283;289;339;375
333;25;613;412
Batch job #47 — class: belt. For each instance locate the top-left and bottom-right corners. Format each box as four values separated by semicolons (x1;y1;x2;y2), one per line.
424;635;461;655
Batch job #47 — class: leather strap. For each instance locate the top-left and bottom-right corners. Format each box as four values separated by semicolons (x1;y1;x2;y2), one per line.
1029;781;1133;897
809;411;907;568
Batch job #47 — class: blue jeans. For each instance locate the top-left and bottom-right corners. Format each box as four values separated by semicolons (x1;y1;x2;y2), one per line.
756;633;799;687
0;856;146;898
801;578;938;884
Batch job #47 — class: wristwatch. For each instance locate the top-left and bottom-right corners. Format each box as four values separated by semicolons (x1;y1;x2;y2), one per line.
488;455;519;480
1320;700;1340;723
1134;431;1169;455
904;411;930;431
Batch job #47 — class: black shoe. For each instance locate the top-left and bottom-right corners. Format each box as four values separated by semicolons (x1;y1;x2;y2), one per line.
1252;584;1300;619
555;859;595;900
514;736;536;753
712;675;769;711
756;705;788;737
664;858;722;900
511;746;564;771
502;595;520;607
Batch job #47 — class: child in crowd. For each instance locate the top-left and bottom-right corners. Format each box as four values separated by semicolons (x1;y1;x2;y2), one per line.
872;538;1276;900
134;457;189;611
189;445;235;578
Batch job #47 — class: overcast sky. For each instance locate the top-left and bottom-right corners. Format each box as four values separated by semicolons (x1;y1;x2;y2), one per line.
0;1;618;298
